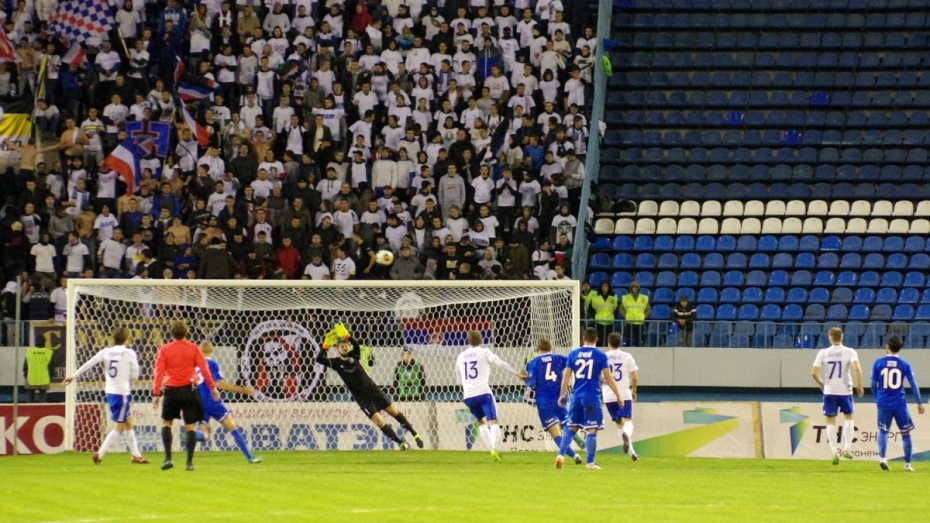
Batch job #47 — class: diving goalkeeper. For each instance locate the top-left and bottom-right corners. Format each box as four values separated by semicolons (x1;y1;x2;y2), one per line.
315;323;425;450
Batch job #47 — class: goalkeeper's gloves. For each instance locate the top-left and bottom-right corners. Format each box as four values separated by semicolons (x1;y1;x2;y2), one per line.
322;330;338;350
334;322;351;340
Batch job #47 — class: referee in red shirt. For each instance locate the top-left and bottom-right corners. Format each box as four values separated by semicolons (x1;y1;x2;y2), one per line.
153;321;218;471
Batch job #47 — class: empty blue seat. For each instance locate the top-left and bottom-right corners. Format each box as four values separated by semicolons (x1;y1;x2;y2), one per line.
825;304;848;321
887;253;908;270
704;253;725;269
743;270;764;287
787;288;808;303
847;305;870;321
588;272;608;287
675;236;695;252
767;270;788;287
905;237;926;254
657;271;677;287
759;236;779;252
681;253;701;269
791;270;813;286
872;305;893;322
860;271;880;287
773;334;796;348
744;288;764;304
876;288;898;304
761;304;782;320
717;305;737;321
736;303;759;321
796;253;816;268
591;253;612;269
804;304;826;320
898;288;919;304
864;253;885;268
813;271;836;286
765;288;786;303
810;288;830;303
723;270;745;287
818;253;839;268
679;271;699;287
696;304;715;320
832;287;853;303
783;304;803;321
916;305;930;321
657;253;678;269
737;236;758;252
695;235;716;252
720;287;741;303
611;272;632;288
882;272;904;287
700;271;722;287
840;253;862;269
905;272;926;288
698;288;719;304
717;235;737;252
632;236;654;252
854;288;875;303
772;253;794;268
749;254;770;268
894;305;916;320
654;236;674;252
613;253;634;269
837;271;858;287
726;253;747;269
635;253;656;268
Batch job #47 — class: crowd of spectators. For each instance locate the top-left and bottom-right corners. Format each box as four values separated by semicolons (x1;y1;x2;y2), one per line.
0;0;597;305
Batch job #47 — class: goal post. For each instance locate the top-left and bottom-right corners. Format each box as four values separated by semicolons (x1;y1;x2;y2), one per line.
65;280;579;453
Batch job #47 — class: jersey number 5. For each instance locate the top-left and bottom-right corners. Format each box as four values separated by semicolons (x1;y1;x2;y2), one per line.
463;361;478;380
108;360;119;378
574;359;594;380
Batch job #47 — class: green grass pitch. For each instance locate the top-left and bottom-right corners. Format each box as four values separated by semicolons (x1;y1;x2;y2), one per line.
4;451;929;523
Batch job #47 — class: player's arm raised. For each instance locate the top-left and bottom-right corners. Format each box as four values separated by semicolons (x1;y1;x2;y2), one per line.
486;350;521;378
601;367;623;403
217;379;255;396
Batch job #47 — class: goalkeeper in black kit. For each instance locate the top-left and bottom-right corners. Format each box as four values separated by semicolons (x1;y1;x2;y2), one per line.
315;324;425;450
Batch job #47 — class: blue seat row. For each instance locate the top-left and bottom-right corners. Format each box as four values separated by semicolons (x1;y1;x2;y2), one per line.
591;235;930;255
604;130;930;149
594;269;930;290
607;109;930;128
602;164;930;183
599;146;930;164
622;0;928;12
620;12;928;30
607;90;930;109
596;181;928;200
591;252;930;271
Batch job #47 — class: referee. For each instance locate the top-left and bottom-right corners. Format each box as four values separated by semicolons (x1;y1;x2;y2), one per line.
153;321;218;471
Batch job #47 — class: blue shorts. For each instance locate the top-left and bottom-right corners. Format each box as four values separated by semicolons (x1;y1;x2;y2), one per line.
201;398;231;423
536;400;568;430
464;393;498;423
106;394;131;423
567;398;604;430
606;400;634;422
878;405;915;432
822;394;854;417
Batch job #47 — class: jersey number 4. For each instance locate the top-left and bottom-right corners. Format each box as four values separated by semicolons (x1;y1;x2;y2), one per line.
544;362;558;382
881;367;903;390
574;359;594;380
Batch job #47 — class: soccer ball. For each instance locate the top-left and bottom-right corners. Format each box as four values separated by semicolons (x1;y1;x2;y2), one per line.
375;250;395;266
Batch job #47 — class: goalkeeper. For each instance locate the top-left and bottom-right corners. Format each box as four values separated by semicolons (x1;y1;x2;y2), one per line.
316;323;425;450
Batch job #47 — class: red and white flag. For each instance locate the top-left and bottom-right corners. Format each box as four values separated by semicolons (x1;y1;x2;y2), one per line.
0;29;18;62
61;43;86;65
178;101;210;147
104;138;140;194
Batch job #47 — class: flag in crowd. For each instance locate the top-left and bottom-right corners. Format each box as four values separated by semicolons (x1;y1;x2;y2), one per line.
104;137;141;194
125;120;171;159
0;27;18;62
177;82;214;102
47;0;117;43
178;101;210;147
61;43;86;66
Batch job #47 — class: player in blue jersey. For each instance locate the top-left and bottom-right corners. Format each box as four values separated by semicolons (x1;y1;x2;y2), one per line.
521;337;583;465
872;336;925;471
557;327;623;470
196;342;262;463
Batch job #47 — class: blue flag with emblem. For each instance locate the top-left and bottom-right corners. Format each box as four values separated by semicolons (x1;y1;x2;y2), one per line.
125;120;170;159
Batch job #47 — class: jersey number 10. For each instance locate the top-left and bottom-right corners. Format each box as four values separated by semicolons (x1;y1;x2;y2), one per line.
880;367;903;390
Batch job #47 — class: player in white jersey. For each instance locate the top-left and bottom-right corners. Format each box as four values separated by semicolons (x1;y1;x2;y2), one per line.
455;330;522;462
63;328;150;465
602;332;640;461
811;327;864;465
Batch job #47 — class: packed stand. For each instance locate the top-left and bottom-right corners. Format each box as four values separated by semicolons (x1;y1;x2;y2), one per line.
0;0;597;308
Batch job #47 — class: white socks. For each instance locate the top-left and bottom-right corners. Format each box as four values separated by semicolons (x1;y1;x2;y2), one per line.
478;425;493;450
126;429;141;457
842;420;855;452
489;424;501;451
98;430;121;459
623;421;635;454
826;424;838;454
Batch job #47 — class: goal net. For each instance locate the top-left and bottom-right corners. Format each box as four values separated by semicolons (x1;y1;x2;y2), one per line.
65;280;578;454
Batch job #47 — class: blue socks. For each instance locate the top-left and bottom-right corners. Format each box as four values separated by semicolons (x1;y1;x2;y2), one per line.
903;433;913;463
878;429;889;459
558;427;576;457
586;433;597;464
553;434;578;459
232;427;254;461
